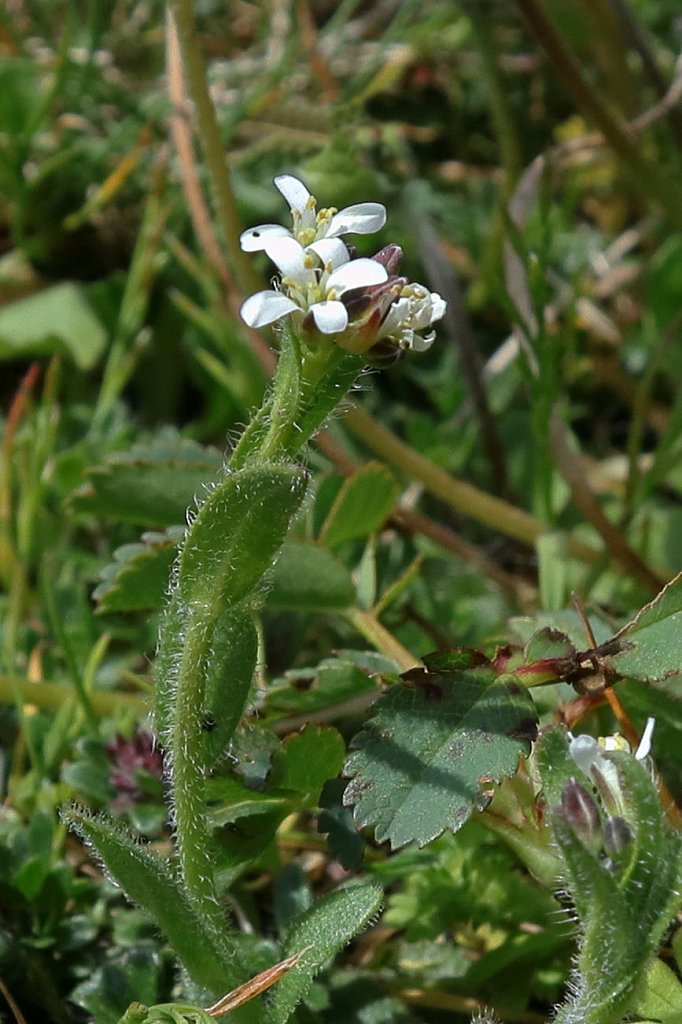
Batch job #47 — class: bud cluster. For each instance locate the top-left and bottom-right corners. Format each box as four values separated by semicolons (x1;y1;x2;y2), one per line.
558;778;633;871
555;724;655;871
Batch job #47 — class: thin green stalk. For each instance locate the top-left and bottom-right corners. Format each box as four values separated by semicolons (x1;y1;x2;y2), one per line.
40;563;97;730
344;607;421;673
167;1;260;295
343;403;602;566
464;2;523;193
95;164;170;423
516;0;682;230
0;674;147;716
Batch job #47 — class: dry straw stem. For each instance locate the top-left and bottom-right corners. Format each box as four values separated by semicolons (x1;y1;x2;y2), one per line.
516;0;682;230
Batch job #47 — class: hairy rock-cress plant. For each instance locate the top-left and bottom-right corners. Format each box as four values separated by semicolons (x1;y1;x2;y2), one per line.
66;176;446;1022
62;173;682;1024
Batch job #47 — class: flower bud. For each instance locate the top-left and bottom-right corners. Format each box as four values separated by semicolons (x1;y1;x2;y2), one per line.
603;815;633;856
371;244;404;273
560;778;602;850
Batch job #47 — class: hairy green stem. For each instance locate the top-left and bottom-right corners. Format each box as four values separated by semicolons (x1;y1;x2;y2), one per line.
169;608;223;924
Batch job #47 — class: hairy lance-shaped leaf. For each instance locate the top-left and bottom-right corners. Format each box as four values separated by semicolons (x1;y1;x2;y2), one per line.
154;465;308;748
344;659;538;849
63;807;257;1020
266;884;383;1024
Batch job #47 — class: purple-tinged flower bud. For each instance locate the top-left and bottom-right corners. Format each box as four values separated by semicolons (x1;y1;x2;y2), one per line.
371;244;404;274
560;778;602;850
603;815;633;856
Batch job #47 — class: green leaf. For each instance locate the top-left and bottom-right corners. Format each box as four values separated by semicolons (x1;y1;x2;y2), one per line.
267;884;383;1024
72;432;223;527
93;527;184;613
344;665;538;849
631;958;682;1023
266;541;356;611
319;462;399;547
206;775;291;827
0;282;106;368
172;465;309;610
63;807;252;1008
270;726;346;807
155;465;308;757
71;945;163;1024
265;653;382;721
606;570;682;685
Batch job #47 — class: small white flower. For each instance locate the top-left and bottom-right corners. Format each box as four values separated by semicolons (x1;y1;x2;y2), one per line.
240;236;388;335
240;174;387;253
374;282;446;353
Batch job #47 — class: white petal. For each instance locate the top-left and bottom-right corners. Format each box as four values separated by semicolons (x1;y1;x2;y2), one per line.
310;300;349;334
264;236;314;286
274;174;311;212
308;237;350;268
327;258;388;294
431;295;447;321
411;330;436;352
635;717;656;760
240;223;290;252
328;202;387;237
240;290;298;328
380;297;410;335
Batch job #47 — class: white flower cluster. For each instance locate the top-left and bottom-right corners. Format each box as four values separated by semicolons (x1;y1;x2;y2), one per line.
239;175;445;356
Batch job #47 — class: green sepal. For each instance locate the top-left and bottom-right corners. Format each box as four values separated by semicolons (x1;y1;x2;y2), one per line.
266;884;384;1024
